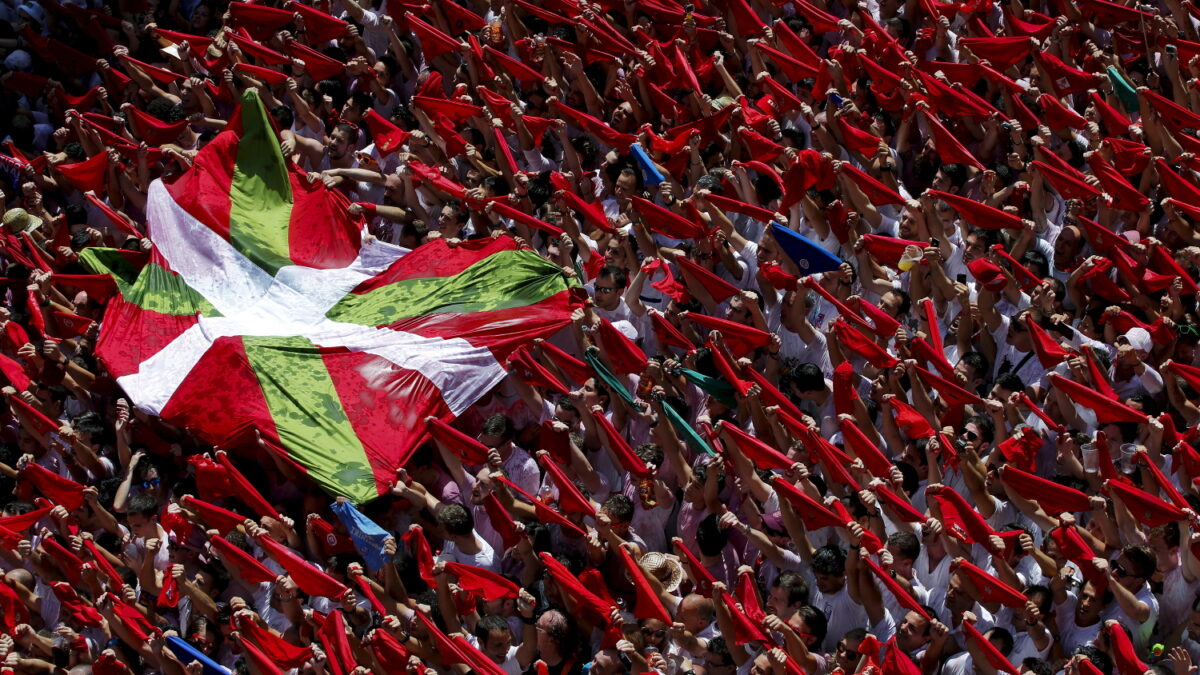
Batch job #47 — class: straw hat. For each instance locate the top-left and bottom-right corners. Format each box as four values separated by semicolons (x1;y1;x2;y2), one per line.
628;551;684;592
2;208;42;234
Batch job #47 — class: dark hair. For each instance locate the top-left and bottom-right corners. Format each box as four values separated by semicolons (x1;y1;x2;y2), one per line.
960;352;989;388
127;493;159;518
481;414;515;442
599;265;628;290
269;105;295;130
1121;544;1156;580
788;363;826;393
887;531;920;561
994;372;1025;394
692;461;726;493
600;494;634;525
437;503;474;537
771;571;809;607
696;513;728;557
885;288;912;316
986;626;1014;656
795;605;829;650
963;414;995;444
812;545;846;577
1072;646;1112;675
634;443;664;469
1021;658;1054;675
473;614;510;643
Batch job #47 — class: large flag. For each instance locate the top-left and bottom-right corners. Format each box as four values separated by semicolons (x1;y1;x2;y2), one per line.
84;91;578;502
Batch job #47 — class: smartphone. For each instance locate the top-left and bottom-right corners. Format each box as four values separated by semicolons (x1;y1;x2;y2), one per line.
929;237;940;247
956;274;967;283
828;92;845;108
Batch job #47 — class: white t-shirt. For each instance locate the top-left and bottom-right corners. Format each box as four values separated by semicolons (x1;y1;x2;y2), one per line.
438;535;499;573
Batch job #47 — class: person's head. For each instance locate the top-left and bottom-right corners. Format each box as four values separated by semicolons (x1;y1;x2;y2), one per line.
964;227;990;264
1054;225;1083;268
787;605;828;652
589;648;623;675
572;377;611;412
985;627;1014;659
677;593;715;633
786;363;828;401
638;618;669;649
599;494;634;535
1113;545;1156;593
126;493;160;538
1075;579;1112;626
478;414;515;453
886;531;920;577
834;628;867;673
326;123;359;160
436;503;474;540
879;288;911;319
534;609;574;657
703;636;736;675
612;168;638;203
432;200;468;237
956;351;989;393
684;461;725;505
766;571;809;617
594;265;628;311
960;414;995;454
812;545;847;594
895;609;933;652
696;513;729;558
1071;646;1112;675
473;615;513;663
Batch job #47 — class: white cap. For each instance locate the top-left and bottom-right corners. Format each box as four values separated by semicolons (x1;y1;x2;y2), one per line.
611;319;639;341
17;2;45;25
4;49;32;72
1121;327;1152;354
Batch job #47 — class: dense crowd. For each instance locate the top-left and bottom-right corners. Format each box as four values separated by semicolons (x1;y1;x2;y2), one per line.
4;0;1200;672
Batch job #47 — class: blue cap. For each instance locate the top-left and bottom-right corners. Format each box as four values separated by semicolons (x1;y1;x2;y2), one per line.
770;222;842;275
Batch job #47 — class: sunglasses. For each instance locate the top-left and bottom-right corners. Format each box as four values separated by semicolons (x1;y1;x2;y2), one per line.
1179;324;1200;337
961;430;979;442
141;478;161;489
1113;562;1130;578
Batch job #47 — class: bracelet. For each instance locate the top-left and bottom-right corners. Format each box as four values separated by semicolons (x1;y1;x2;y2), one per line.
520;615;536;625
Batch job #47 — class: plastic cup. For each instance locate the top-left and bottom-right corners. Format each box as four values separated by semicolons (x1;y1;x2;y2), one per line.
1080;443;1099;474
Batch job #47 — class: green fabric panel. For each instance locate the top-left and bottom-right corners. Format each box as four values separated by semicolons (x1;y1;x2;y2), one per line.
326;249;568;324
126;264;221;317
583;350;715;456
1108;67;1139;113
79;249;219;317
229;90;294;275
242;336;377;503
680;367;737;408
78;248;140;295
